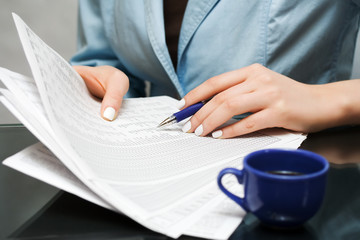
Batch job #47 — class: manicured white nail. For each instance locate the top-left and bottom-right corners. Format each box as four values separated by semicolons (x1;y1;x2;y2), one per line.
212;130;223;138
195;124;203;136
182;121;191;133
177;98;185;109
103;107;116;121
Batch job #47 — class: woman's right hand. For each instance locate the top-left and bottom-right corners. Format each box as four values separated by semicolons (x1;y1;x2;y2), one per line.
73;65;129;121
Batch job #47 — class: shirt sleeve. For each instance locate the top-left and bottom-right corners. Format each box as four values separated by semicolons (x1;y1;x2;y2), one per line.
70;0;119;67
70;0;146;97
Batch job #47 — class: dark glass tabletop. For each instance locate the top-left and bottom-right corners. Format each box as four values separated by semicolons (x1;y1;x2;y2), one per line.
1;125;360;240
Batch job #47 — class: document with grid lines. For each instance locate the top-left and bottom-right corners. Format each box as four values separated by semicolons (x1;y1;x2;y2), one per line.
0;14;306;239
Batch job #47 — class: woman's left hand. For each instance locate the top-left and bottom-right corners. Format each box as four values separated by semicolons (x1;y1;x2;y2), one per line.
180;64;352;138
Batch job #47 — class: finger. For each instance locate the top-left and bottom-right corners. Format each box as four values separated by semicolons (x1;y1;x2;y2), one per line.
73;66;106;98
191;92;266;136
182;64;262;109
183;83;259;134
212;110;275;139
101;70;129;121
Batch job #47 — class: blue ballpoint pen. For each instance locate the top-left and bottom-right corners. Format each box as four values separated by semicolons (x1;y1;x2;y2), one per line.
158;101;205;127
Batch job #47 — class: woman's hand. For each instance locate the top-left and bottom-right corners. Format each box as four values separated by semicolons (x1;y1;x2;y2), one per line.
73;65;129;121
181;64;359;138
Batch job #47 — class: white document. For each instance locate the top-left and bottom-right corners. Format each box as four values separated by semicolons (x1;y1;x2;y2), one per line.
2;142;112;210
0;14;307;239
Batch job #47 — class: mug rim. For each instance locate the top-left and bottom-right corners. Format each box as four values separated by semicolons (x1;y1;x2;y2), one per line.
244;148;329;180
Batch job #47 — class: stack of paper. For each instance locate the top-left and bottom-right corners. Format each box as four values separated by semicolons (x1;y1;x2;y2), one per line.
0;14;306;239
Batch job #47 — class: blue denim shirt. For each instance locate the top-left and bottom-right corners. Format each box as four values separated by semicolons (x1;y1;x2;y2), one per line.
71;0;360;99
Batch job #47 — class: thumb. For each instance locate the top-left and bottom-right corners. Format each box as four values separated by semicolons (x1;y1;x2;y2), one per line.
73;65;129;121
100;68;129;121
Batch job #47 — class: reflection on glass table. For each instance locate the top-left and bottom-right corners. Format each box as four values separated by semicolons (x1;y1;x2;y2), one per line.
1;125;360;240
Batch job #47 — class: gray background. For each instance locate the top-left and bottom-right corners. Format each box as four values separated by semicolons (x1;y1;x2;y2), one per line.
0;0;78;124
0;1;360;124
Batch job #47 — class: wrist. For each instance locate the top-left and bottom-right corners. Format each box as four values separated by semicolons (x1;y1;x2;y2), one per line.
325;80;360;127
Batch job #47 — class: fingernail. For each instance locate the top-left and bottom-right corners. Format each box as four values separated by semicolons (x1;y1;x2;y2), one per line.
182;121;191;133
195;124;203;136
177;98;185;109
103;107;116;121
212;130;223;138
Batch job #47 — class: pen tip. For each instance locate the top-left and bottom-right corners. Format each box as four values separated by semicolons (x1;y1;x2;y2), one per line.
157;115;176;128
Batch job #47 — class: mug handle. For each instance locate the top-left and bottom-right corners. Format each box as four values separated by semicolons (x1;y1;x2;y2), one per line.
217;168;248;211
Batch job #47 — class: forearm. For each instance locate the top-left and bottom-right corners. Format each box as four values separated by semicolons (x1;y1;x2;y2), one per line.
181;64;360;138
322;79;360;127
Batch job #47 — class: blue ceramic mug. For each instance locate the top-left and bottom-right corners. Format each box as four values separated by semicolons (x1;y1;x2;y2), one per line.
217;149;329;228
